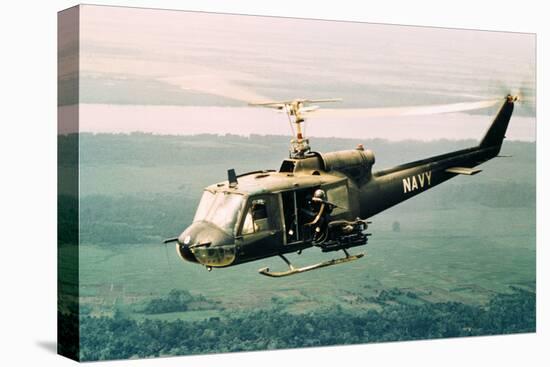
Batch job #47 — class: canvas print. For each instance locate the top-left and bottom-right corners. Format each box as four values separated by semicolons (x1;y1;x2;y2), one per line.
58;5;536;362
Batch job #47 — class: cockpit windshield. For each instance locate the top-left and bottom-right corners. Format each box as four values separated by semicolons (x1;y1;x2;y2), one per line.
193;191;245;235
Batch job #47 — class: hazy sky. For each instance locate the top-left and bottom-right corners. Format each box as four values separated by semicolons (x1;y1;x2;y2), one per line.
59;5;536;140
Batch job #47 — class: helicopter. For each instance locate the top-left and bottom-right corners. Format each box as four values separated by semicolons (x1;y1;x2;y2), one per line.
164;94;518;277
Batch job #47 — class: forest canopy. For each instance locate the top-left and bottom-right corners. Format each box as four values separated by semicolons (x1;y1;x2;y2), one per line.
77;289;535;361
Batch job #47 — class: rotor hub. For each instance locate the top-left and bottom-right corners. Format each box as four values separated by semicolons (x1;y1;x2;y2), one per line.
248;97;342;159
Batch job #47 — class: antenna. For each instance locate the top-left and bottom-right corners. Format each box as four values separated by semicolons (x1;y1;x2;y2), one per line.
227;168;238;188
249;98;341;158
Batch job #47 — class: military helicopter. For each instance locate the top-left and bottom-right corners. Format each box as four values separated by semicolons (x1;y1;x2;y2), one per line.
164;94;518;277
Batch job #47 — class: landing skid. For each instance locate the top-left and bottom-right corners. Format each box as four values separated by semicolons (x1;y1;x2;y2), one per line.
258;249;365;278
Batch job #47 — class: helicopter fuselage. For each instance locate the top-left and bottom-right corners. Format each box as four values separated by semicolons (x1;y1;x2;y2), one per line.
172;96;515;273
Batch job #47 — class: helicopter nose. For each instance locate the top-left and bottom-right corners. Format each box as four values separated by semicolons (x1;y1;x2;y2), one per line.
175;234;199;263
177;222;236;267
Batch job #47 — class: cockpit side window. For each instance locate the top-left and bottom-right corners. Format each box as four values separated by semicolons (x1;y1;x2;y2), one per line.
242;199;268;235
240;196;279;235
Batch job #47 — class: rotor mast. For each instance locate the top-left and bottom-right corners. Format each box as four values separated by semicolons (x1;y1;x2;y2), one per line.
250;98;341;159
286;100;310;158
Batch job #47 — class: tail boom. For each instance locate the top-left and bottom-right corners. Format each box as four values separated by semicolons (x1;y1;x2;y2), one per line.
359;96;516;218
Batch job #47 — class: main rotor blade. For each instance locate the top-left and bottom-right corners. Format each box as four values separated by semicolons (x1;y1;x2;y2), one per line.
248;102;286;108
311;99;501;119
249;98;342;107
302;98;343;104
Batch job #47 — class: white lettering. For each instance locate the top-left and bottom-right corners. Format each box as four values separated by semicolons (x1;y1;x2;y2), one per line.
403;177;411;193
403;170;432;194
411;176;418;191
418;173;425;187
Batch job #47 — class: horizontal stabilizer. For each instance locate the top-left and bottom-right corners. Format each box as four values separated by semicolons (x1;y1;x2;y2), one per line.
445;167;482;175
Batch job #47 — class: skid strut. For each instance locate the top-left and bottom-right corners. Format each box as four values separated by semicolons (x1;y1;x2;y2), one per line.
258;249;365;278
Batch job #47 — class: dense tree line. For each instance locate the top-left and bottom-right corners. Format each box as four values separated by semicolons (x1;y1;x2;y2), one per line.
77;194;195;244
77;289;535;361
142;289;220;314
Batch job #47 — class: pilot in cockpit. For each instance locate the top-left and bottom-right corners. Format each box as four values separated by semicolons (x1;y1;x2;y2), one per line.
251;201;269;232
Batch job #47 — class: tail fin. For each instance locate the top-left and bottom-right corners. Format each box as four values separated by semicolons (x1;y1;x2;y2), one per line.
479;96;516;149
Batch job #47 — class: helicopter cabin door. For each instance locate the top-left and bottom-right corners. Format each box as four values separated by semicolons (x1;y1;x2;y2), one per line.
281;188;320;245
